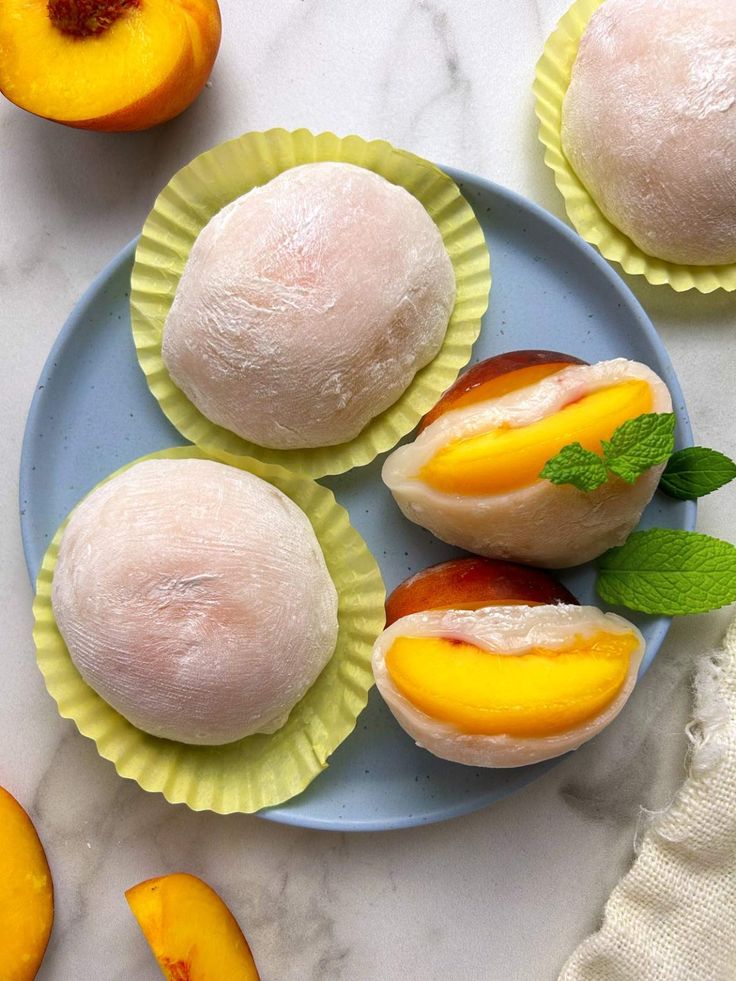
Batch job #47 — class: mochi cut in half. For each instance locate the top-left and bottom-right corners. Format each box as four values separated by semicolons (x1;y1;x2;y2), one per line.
51;459;339;745
162;161;456;449
562;0;736;265
373;605;646;767
382;357;672;568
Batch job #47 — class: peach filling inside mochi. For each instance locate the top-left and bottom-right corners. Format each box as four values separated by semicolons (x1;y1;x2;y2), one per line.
385;631;639;737
420;379;653;495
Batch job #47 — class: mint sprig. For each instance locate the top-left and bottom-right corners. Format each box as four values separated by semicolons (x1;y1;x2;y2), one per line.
596;529;736;615
539;442;608;491
540;412;676;491
660;447;736;501
601;413;676;484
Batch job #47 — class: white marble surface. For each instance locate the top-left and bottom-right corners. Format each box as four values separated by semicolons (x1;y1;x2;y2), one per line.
1;1;735;978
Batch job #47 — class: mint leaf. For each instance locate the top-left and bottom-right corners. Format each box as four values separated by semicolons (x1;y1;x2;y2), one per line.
596;529;736;615
602;413;676;484
540;442;608;491
540;412;677;493
660;447;736;500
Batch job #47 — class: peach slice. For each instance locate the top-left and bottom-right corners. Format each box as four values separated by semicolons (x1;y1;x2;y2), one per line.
385;557;577;626
0;786;54;980
0;0;221;131
421;378;654;495
385;630;639;736
126;873;260;980
418;350;586;432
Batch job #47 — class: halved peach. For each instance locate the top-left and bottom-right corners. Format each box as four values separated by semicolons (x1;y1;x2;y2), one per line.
0;0;221;131
385;557;577;626
126;873;260;980
0;786;54;980
418;350;586;432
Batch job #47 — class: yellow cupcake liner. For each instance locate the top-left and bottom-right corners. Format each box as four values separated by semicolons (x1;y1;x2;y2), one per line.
130;128;491;478
32;446;386;815
533;0;736;294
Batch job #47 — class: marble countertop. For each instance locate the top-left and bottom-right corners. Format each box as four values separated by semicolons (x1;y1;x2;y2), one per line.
1;1;735;978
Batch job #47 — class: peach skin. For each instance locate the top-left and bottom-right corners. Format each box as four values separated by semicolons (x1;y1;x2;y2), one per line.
0;786;54;981
385;557;578;626
126;873;260;980
0;0;221;131
418;349;587;433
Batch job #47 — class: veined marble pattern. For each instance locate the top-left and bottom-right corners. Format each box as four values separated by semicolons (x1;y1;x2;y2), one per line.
1;1;735;978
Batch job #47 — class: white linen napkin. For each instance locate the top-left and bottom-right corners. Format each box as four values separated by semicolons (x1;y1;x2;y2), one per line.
559;614;736;981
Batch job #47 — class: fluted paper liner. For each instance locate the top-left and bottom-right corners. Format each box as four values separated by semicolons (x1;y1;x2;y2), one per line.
130;128;491;477
32;446;386;814
533;0;736;294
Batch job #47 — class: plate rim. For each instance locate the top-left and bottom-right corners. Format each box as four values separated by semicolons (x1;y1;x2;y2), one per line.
18;169;697;831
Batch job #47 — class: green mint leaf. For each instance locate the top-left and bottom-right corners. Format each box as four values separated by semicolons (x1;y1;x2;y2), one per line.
601;413;676;484
596;529;736;615
660;446;736;500
540;442;608;491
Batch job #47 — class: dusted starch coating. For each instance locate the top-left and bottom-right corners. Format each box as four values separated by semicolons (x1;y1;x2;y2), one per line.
51;458;339;745
562;0;736;266
162;161;456;449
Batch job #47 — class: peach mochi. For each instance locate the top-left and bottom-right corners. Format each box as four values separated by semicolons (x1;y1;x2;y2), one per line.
162;161;456;450
51;458;338;746
562;0;736;266
382;351;673;567
373;605;645;767
372;559;645;767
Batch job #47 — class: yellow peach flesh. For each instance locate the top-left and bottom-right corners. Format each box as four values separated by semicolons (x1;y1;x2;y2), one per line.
126;873;260;980
385;631;638;737
420;379;653;495
0;787;54;981
0;0;220;130
0;1;183;119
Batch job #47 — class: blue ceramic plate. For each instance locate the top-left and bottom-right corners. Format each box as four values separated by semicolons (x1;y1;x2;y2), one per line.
20;171;695;831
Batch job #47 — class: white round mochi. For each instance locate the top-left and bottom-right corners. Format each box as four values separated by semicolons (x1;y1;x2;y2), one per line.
162;161;456;449
51;459;339;746
562;0;736;265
